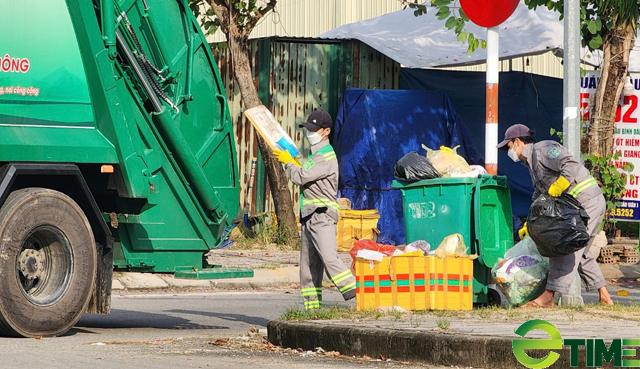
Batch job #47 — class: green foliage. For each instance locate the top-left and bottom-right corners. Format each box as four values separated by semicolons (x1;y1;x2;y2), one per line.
436;318;451;330
550;128;634;231
189;0;221;35
411;0;639;55
549;127;564;143
523;0;640;51
583;151;634;228
403;0;485;54
189;0;265;36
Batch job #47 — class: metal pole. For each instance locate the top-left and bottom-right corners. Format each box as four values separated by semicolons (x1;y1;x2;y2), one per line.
563;0;581;157
559;0;584;307
485;26;499;175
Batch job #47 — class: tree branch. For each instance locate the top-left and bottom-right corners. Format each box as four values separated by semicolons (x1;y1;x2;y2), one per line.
209;0;233;36
244;0;277;37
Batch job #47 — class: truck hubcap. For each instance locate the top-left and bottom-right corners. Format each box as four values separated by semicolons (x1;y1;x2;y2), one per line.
17;226;73;306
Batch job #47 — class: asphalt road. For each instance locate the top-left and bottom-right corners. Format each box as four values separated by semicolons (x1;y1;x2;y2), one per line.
0;290;440;369
0;287;630;368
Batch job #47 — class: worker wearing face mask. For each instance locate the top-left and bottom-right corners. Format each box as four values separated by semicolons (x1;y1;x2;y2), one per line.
498;124;613;308
273;111;356;310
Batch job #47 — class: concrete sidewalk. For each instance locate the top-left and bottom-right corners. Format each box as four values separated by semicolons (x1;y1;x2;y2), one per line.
268;307;639;369
113;249;640;291
112;249;640;368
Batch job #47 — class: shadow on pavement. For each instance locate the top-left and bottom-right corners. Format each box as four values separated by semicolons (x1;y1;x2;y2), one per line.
75;309;229;330
166;309;269;327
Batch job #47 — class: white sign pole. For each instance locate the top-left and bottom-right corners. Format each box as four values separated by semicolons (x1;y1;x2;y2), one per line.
485;26;499;175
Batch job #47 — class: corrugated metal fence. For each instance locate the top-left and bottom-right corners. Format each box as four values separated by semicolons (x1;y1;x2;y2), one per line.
205;0;404;43
213;37;399;216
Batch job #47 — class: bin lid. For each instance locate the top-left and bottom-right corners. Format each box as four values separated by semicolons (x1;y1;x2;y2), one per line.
341;209;378;216
392;177;481;189
473;176;514;268
391;175;512;189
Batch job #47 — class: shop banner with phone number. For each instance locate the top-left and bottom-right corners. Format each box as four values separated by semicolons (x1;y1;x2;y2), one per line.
581;71;640;221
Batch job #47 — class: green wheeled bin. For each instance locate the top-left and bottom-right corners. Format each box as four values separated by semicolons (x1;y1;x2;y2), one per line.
392;175;514;304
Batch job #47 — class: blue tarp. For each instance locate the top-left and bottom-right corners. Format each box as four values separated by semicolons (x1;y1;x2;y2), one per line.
334;88;483;244
400;69;563;219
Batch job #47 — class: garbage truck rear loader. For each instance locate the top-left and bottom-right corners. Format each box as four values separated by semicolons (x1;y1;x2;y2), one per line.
0;0;240;337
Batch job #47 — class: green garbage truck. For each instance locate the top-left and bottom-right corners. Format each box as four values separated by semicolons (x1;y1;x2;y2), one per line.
0;0;240;337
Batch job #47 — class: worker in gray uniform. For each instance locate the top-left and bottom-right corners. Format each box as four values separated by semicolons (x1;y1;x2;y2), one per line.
498;124;614;307
273;110;356;310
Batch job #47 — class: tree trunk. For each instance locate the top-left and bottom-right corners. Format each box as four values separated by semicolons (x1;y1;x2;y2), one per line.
586;23;636;156
227;32;298;238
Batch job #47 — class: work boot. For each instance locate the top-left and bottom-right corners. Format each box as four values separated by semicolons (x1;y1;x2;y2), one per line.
343;289;356;301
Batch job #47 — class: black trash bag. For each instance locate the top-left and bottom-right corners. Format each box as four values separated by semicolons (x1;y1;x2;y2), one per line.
394;152;441;182
527;194;590;258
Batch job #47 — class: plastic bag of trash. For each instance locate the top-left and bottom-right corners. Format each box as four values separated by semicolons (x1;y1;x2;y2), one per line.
492;237;549;307
422;145;472;177
394;152;441;182
404;240;431;256
349;239;398;263
435;234;468;258
350;239;399;272
527;194;590;257
450;165;487;178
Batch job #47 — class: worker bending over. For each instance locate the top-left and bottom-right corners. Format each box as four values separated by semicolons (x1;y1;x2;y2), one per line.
498;124;613;308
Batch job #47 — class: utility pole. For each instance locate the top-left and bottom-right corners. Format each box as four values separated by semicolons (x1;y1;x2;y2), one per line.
563;0;580;157
560;0;585;307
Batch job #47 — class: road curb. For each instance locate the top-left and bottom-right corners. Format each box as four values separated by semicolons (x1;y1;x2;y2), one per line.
266;320;612;369
112;267;299;291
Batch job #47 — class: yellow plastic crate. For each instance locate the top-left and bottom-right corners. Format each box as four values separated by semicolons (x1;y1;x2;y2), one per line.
337;210;380;252
355;255;473;311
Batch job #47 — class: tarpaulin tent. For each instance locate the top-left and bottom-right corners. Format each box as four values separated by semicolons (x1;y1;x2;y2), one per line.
401;69;563;219
320;1;640;71
334;88;483;244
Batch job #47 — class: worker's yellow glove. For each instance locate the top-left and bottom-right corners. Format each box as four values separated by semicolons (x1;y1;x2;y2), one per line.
518;222;528;240
548;176;571;197
273;150;301;167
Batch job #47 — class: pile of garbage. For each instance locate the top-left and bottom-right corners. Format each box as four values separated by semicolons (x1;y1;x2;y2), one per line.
491;237;549;307
349;233;478;269
394;145;485;182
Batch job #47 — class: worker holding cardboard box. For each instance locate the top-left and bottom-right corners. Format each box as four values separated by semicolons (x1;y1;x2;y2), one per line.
274;111;357;309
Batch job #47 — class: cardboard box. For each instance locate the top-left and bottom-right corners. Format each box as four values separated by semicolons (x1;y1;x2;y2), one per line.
337;210;380;252
355;255;473;311
338;198;352;210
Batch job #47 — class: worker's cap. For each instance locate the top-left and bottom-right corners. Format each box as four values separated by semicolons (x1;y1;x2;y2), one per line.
497;124;532;150
299;110;332;132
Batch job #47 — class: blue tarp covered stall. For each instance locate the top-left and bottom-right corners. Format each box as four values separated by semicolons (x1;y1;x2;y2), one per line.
334;88;483;244
400;69;563;219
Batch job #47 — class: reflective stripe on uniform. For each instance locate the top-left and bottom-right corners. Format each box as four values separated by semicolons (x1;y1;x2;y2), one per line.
339;282;356;294
304;300;321;310
323;152;337;161
331;270;353;285
301;287;322;297
302;198;340;211
568;177;598;197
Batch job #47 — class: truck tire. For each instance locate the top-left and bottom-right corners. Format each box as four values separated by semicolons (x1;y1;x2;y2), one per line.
0;188;97;337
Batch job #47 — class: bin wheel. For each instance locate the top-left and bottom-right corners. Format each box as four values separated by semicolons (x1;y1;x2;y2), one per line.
0;188;97;337
487;288;502;306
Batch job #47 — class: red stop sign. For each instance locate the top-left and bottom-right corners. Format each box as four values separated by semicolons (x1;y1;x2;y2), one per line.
459;0;519;28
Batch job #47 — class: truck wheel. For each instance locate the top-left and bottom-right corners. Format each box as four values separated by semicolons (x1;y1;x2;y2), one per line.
0;188;96;337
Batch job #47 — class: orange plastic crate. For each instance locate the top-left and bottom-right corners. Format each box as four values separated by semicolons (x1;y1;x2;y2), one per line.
355;255;473;311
